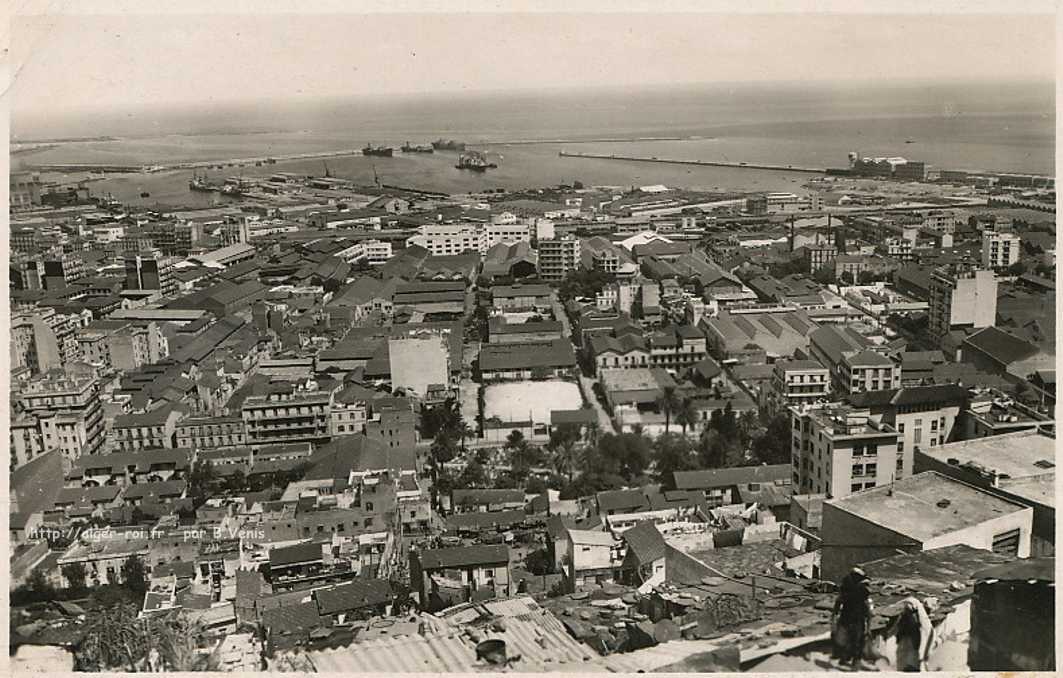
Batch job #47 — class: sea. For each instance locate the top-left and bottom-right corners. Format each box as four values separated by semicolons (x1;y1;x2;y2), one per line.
11;80;1055;208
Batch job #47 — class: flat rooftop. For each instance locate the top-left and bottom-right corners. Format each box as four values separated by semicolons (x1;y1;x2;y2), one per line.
827;471;1029;543
921;430;1056;481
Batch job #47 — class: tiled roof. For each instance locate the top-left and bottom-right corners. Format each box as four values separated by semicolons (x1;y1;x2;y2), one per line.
313;579;394;616
269;542;324;568
673;464;791;491
451;489;524;506
479;339;576;371
445;509;528;532
417;544;509;570
622;521;668;565
962;326;1042;365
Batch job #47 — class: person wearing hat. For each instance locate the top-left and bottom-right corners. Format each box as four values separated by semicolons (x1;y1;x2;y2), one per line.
833;567;874;668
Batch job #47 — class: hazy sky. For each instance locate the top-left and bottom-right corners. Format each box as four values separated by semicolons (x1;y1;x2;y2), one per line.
10;9;1056;115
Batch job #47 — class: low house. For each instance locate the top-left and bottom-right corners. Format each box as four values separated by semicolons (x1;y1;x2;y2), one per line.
478;339;577;381
450;489;526;514
673;465;793;510
566;529;622;592
409;544;511;612
490;283;552;312
618;521;669;588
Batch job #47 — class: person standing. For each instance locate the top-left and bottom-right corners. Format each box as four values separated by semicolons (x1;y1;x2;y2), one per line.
890;597;934;672
833;567;873;668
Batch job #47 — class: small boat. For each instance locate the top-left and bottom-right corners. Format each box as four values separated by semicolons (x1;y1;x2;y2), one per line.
139;191;150;198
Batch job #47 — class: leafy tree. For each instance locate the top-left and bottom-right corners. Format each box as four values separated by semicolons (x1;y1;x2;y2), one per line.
750;411;793;465
839;270;854;285
857;270;877;285
1007;261;1028;277
525;476;548;495
188;460;216;506
322;277;343;295
558;269;615;302
598;432;651;480
120;556;147;596
224;468;247;493
812;265;835;285
62;562;88;591
455;460;488;489
653;433;696;489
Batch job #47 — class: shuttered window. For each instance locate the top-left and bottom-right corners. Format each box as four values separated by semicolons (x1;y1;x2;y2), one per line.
991;529;1021;556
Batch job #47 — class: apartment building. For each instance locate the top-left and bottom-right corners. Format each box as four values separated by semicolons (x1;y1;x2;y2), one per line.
242;385;333;447
405;223;487;256
764;360;831;414
790;403;900;498
175;415;247;449
538;236;581;281
981;230;1021;271
125;252;179;298
808;325;901;394
13;372;106;470
928;264;997;343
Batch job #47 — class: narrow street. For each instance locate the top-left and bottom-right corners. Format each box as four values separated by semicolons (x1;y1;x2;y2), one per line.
554;293;617;436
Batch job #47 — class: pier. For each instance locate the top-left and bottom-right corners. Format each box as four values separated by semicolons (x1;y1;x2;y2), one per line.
557;150;826;174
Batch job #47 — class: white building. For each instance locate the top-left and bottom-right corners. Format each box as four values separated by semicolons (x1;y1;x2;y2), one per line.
406;223;488;256
981;230;1021;271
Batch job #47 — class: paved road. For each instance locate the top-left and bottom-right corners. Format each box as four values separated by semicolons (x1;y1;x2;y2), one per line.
579;375;616;435
554;294;616;435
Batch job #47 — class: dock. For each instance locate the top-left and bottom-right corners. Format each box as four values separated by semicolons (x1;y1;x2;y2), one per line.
557;150;826;174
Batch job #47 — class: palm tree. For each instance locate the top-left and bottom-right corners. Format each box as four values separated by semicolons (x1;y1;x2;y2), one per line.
657;386;681;434
675;398;700;436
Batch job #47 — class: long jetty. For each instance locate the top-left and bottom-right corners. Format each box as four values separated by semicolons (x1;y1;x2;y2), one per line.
30;149;369;174
558;150;826;174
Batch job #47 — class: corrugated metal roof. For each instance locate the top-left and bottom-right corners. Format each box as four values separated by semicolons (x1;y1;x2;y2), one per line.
301;605;596;672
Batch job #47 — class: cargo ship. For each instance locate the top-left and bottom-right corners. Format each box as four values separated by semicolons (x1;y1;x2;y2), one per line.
362;144;394;157
455;150;498;172
401;142;434;154
432;139;466;152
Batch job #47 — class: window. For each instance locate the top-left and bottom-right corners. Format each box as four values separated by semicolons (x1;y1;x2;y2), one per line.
913;429;922;444
931;420;938;431
992;529;1021;556
930;439;937;447
851;484;862;494
865;463;877;476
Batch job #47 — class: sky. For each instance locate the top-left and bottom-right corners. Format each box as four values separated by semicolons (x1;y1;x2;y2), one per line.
9;8;1056;116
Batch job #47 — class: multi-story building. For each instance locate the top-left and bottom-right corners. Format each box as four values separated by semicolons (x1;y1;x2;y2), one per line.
75;320;169;371
241;385;333;447
485;222;532;247
581;236;636;275
764;360;831;414
365;397;418;453
981;230;1021;271
805;243;837;273
11;308;88;375
885;236;914;262
111;405;187;451
928;264;997;343
42;252;86;289
537;236;581;281
336;239;394;265
405;223;487;256
921;210;959;234
790;403;901;498
124;251;178;298
175;415;246;449
849;384;968;480
10;171;43;210
330;385;371;436
960;389;1055;440
808;325;901;394
14;372;106;470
